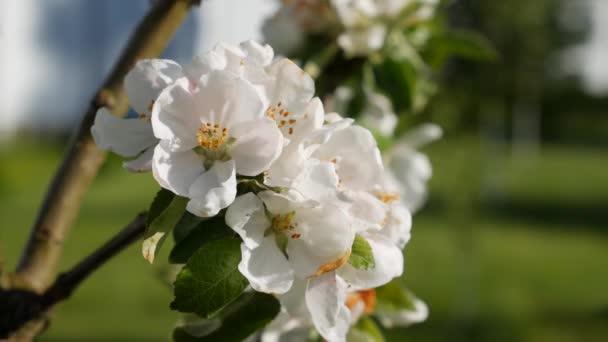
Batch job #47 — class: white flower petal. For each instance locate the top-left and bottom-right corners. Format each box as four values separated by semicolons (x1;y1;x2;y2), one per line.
338;233;403;290
91;107;157;157
122;147;154;173
239;40;274;67
238;237;294;294
376;296;429;327
314;125;383;191
225;193;270;249
185;50;227;82
388;147;432;212
341;190;388;231
152;142;204;197
287;97;325;142
338;25;386;57
125;59;183;116
398;123;443;149
382;202;412;249
258;191;307;216
291;159;339;202
151;77;200;151
229;118;283;176
361;88;398;137
265;58;314;113
196;70;266;129
286;204;354;278
265;141;311;188
186;159;237;217
305;272;351;342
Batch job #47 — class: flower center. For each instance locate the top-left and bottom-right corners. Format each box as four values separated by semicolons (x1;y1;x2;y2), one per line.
197;122;228;150
266;101;297;136
271;211;297;235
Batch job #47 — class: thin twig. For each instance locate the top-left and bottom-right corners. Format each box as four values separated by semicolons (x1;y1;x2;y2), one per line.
16;0;200;293
1;213;147;339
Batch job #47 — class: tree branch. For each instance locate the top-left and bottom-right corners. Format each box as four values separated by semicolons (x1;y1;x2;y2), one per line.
15;0;200;293
1;213;147;340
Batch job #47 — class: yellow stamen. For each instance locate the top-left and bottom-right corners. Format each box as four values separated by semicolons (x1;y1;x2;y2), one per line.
196;122;228;150
377;192;400;204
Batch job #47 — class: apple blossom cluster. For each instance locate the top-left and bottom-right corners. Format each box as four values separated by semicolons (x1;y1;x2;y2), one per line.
263;0;439;57
92;40;424;342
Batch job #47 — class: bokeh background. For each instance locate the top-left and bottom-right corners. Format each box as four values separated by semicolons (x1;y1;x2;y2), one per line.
1;0;607;341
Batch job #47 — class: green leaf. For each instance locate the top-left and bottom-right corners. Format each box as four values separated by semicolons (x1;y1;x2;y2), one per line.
173;291;281;342
350;317;385;342
375;280;416;312
427;30;499;67
170;215;235;264
173;212;205;243
171;238;248;318
372;58;417;112
349;234;375;270
143;189;188;263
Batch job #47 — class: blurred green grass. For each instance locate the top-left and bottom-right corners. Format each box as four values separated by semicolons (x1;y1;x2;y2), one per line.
0;136;607;341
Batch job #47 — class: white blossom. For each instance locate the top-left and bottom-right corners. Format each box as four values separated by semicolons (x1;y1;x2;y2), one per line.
91;59;183;172
360;87;398;137
151;70;283;217
383;123;442;212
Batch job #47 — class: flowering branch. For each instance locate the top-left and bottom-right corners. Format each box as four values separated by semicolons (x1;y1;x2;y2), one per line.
15;0;200;293
1;213;147;339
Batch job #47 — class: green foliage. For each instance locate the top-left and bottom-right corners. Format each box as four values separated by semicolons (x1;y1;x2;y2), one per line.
349;234;376;270
376;280;416;312
372;57;417;113
171;238;249;318
427;29;499;67
170;215;235;264
173;212;205;243
350;317;386;342
143;189;188;263
173;292;281;342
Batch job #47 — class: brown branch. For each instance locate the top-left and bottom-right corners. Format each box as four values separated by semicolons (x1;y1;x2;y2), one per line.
15;0;200;293
1;213;147;340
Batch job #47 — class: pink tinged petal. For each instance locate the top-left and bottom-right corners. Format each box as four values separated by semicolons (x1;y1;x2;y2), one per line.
225;193;270;249
229;118;283;176
186;159;237;217
125;59;183;116
151;77;200;151
338;234;404;291
305;272;351;342
152;142;204;197
286;205;355;278
122;147;154;173
238;237;295;294
194;70;266;128
91;108;157;157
